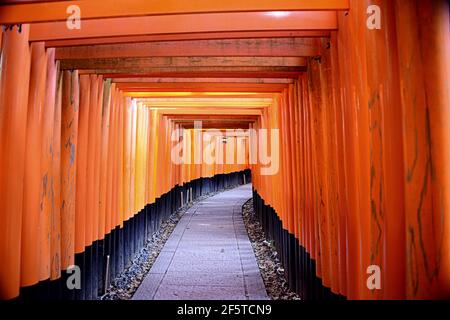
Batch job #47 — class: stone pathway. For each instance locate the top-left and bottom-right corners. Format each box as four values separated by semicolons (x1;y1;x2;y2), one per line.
132;184;268;300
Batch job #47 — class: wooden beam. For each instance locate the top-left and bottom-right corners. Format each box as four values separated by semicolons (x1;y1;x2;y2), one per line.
124;92;276;99
55;38;319;59
165;114;258;121
30;12;337;41
174;130;251;137
0;0;349;24
75;67;305;79
116;82;287;93
138;98;273;108
44;31;330;47
137;103;270;109
112;78;294;84
60;56;306;70
81;69;304;79
168;116;259;130
179;122;253;130
155;108;263;116
138;97;273;103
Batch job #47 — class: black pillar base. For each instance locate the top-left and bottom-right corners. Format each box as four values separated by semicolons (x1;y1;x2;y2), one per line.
16;169;251;300
252;189;346;301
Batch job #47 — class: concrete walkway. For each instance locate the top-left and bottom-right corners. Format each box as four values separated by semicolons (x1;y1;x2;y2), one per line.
133;184;268;300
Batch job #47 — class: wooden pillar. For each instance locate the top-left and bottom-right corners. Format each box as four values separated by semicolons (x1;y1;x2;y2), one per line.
85;75;99;246
396;0;450;299
21;42;47;286
43;49;60;280
0;24;31;300
51;67;62;278
98;80;112;239
93;77;104;241
117;94;125;227
75;75;91;253
122;95;133;223
60;70;79;269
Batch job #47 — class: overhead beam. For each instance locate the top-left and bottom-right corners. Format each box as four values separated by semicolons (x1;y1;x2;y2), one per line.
118;84;286;93
112;78;294;84
124;92;276;99
0;0;349;24
59;56;306;70
76;67;305;80
82;69;304;79
178;122;253;130
30;12;337;41
138;103;270;109
153;108;263;116
139;99;272;108
138;97;273;103
165;114;258;121
116;82;287;93
44;31;330;47
150;105;267;109
167;116;257;130
55;38;320;59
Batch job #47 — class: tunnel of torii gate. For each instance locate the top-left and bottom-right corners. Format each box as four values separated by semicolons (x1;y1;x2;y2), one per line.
0;0;449;301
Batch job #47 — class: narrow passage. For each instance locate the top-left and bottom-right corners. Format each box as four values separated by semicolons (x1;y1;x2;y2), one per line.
133;184;268;300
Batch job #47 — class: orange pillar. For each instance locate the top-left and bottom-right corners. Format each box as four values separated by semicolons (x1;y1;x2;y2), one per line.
105;86;116;233
60;70;79;269
93;77;104;241
75;75;91;253
418;0;450;298
329;31;348;297
98;81;112;238
396;0;450;299
85;75;99;245
111;89;121;228
0;24;31;300
335;6;363;299
43;48;60;280
51;70;62;278
320;42;340;294
21;41;47;287
362;0;406;299
122;96;133;222
130;100;137;213
117;94;125;227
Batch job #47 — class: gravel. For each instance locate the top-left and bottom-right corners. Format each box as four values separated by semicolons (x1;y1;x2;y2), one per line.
241;199;301;300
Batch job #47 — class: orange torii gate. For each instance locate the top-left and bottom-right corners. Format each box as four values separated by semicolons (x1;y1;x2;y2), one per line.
0;0;449;301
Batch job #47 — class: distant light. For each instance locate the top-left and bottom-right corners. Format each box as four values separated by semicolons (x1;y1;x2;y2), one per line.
265;11;291;18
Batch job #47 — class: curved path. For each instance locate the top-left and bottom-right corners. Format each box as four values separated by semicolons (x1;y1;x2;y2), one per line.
133;184;268;300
